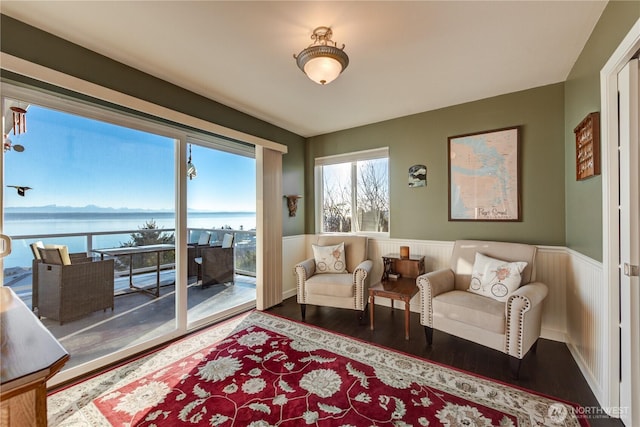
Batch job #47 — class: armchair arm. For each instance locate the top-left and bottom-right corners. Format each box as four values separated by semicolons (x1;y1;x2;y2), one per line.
67;251;91;264
416;268;455;327
509;281;548;308
295;258;316;303
352;260;373;311
505;281;548;358
352;259;373;282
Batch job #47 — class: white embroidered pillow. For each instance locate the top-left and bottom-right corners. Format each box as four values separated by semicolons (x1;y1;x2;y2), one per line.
312;243;346;274
468;252;528;302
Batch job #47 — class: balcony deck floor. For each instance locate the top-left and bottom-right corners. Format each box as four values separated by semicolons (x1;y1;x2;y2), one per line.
5;270;256;371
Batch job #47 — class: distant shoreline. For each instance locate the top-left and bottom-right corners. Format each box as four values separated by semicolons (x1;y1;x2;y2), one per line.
5;209;256;215
2;211;257;269
5;211;256;218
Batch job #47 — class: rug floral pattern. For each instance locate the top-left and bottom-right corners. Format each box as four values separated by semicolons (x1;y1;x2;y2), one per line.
48;311;587;426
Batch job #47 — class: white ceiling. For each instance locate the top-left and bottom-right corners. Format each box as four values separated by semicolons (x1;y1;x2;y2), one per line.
1;1;607;138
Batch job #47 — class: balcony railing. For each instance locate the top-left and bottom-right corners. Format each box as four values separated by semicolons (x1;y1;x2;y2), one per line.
4;227;256;280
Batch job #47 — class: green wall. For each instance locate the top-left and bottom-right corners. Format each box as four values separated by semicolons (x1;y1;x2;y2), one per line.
282;135;306;236
4;4;638;250
0;14;307;236
307;83;566;245
564;0;640;261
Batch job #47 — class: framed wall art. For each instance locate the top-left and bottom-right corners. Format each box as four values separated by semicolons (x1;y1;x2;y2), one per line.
448;126;521;221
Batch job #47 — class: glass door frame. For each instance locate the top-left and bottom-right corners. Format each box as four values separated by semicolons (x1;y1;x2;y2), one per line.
1;82;256;386
182;136;257;331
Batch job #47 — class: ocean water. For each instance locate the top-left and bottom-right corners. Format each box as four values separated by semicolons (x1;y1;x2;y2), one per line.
3;211;256;270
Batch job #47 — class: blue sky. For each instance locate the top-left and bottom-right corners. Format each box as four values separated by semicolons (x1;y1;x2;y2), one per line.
4;104;256;212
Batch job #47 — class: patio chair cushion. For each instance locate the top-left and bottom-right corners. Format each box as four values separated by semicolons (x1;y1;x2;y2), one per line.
197;231;211;245
38;245;72;265
30;241;44;260
222;233;234;248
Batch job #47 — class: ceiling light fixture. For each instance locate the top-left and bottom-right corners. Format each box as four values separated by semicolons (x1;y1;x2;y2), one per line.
294;26;349;85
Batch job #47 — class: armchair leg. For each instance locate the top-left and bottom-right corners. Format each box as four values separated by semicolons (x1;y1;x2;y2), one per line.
530;339;539;354
424;326;433;346
509;356;522;379
300;304;306;320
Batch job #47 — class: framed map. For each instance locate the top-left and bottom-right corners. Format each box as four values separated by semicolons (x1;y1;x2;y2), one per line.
448;126;521;221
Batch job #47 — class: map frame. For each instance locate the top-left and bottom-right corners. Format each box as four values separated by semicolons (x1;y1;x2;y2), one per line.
448;126;521;222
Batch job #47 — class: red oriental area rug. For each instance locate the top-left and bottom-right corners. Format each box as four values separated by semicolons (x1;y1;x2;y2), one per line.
49;311;588;426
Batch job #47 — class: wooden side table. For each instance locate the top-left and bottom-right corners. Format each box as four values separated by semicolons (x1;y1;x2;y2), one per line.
381;253;425;281
370;254;425;340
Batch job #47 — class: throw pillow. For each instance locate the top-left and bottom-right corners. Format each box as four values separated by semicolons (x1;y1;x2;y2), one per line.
468;252;527;302
312;242;347;274
45;244;72;265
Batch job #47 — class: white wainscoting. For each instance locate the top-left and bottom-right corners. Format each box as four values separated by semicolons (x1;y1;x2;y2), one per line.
534;246;569;342
282;235;607;406
565;249;606;407
282;235;307;300
283;236;571;339
366;238;568;342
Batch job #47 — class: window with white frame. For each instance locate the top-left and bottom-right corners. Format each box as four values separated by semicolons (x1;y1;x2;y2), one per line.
315;148;389;234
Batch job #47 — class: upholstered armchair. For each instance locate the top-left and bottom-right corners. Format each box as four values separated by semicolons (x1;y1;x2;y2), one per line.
295;235;373;321
417;240;548;378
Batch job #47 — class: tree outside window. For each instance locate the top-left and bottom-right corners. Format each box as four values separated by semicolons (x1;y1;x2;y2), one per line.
318;151;389;233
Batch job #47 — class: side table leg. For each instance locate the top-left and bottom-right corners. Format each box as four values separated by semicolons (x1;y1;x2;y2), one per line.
404;298;410;340
369;293;375;330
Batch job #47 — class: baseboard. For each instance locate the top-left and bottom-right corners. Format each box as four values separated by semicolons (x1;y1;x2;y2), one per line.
567;341;607;412
282;287;297;301
540;328;566;343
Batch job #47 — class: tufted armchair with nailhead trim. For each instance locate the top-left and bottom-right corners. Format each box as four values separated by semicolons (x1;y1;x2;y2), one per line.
295;235;373;322
417;240;548;378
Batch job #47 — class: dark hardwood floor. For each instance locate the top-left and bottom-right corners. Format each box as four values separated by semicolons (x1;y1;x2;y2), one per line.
268;297;623;427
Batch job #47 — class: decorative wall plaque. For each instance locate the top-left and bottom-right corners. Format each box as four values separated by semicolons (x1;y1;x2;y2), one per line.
574;112;600;181
408;164;426;187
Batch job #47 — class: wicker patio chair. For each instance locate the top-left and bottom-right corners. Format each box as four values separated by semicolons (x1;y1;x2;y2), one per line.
187;231;211;277
30;242;91;314
37;246;115;324
198;233;234;287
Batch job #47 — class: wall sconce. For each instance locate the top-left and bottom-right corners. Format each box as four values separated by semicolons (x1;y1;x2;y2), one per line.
294;26;349;85
284;195;303;217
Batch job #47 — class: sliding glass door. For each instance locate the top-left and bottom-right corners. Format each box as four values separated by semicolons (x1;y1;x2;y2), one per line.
2;95;178;371
1;84;257;383
185;139;257;328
